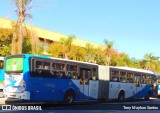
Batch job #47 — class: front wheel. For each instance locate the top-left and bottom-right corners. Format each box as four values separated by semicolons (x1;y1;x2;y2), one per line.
64;91;74;104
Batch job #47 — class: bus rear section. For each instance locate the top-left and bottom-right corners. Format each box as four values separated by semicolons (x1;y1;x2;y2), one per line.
108;66;155;101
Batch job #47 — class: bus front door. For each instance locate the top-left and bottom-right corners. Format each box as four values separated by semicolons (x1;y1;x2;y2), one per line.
79;69;90;100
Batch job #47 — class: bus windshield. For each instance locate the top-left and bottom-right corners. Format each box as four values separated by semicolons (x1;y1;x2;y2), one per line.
5;57;24;73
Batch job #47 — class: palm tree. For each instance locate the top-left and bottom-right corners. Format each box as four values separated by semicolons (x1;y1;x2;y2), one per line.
11;0;33;54
85;43;95;62
141;53;160;73
103;39;114;65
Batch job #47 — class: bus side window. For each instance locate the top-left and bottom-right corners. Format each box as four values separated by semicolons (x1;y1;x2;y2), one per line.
36;61;43;69
66;64;78;79
111;70;119;81
127;73;134;83
42;62;51;77
92;68;97;80
141;75;146;84
146;75;152;84
54;63;66;78
120;72;127;82
35;60;43;76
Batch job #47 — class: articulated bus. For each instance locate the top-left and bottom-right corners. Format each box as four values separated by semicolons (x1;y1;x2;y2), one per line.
4;54;155;103
0;57;4;97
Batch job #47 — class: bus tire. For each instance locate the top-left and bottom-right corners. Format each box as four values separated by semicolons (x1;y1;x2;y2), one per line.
145;92;150;101
64;90;75;104
118;91;125;102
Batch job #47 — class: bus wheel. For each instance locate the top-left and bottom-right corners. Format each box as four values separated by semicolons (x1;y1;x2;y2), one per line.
118;91;125;102
64;91;74;104
145;92;150;101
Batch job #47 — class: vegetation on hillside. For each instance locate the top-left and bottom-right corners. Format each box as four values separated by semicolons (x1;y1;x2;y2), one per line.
0;26;160;73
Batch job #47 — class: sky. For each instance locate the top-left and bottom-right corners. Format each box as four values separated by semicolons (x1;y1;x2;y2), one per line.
0;0;160;59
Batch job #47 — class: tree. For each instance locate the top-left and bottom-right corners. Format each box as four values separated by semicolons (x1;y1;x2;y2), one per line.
47;42;64;58
116;52;131;66
94;47;106;64
85;43;96;62
60;35;76;59
68;45;86;61
0;28;13;56
103;39;114;65
11;0;33;54
139;53;160;73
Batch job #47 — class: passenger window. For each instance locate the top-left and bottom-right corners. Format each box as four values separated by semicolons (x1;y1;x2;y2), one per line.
92;68;97;80
111;70;119;81
120;72;127;82
43;62;50;70
36;61;43;69
127;73;134;83
66;65;78;79
141;75;152;84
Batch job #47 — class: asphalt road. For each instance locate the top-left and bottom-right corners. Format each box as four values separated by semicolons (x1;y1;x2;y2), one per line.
0;97;160;113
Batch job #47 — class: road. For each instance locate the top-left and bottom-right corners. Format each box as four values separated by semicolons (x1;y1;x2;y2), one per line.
0;97;160;113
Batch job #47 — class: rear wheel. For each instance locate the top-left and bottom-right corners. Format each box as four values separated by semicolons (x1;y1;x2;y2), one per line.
64;91;74;104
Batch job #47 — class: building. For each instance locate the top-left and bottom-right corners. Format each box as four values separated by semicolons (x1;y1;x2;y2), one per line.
0;17;104;54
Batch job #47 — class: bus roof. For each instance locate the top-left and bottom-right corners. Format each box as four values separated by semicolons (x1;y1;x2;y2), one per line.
109;66;155;75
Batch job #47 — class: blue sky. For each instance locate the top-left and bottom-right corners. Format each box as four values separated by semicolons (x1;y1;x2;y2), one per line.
0;0;160;59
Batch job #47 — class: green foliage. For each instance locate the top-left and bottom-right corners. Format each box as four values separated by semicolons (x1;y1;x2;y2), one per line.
47;42;64;58
85;43;96;62
0;26;157;74
22;36;32;54
0;26;38;56
0;28;12;56
116;53;131;66
92;47;105;64
0;46;11;56
59;35;76;58
68;45;86;61
37;45;44;56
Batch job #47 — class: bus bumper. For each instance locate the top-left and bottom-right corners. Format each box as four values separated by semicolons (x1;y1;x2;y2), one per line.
4;91;30;100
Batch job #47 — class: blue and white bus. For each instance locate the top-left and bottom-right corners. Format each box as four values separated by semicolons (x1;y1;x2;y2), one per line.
4;54;155;103
0;57;4;97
